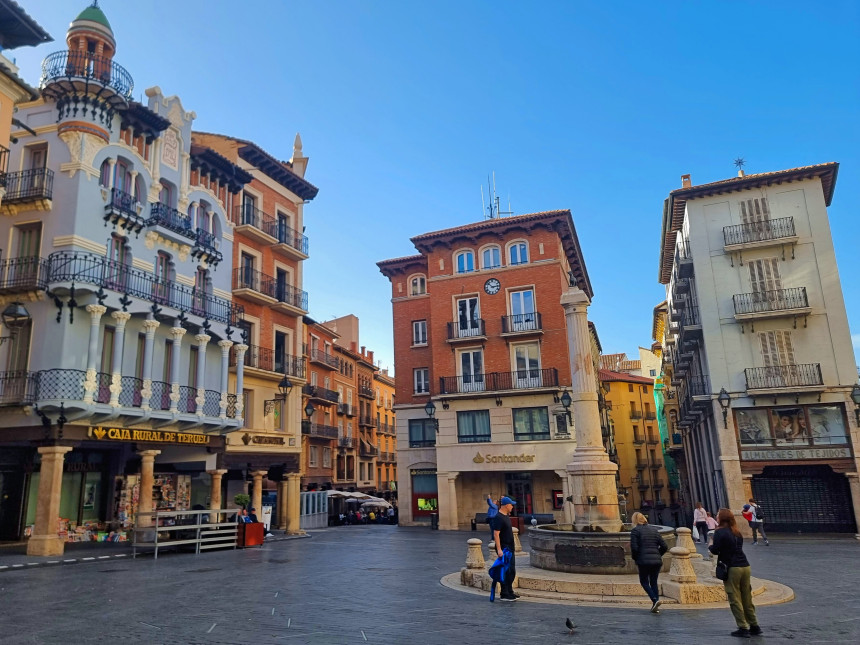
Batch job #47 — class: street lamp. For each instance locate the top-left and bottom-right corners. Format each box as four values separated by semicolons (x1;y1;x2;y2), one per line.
263;375;293;416
850;384;860;426
304;401;315;419
0;302;30;345
717;387;731;429
424;400;439;433
560;390;572;423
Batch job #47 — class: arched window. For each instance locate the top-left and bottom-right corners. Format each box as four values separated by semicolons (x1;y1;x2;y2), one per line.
134;175;145;202
481;245;501;269
114;160;132;194
508;241;529;265
455;250;475;274
159;180;176;207
409;274;426;296
107;234;130;290
99;160;111;187
198;200;212;233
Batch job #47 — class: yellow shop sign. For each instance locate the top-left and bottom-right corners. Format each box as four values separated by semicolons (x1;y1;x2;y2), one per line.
473;451;535;464
90;427;210;445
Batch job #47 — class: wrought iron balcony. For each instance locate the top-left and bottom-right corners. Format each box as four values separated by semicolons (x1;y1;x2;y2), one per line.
359;414;375;427
192;228;222;266
646;436;660;446
501;313;542;334
47;250;242;325
644;412;657;421
723;216;796;247
0;371;38;406
438;368;559;395
687;375;711;397
681;305;701;327
633;435;645;445
231;204;309;256
302;383;339;404
229;344;305;378
104;188;145;234
233;267;276;300
359;384;375;399
630;410;643;420
636;459;648;468
273;282;308;312
274;223;309;256
733;287;809;317
447;319;486;340
652;479;664;490
147;202;195;240
359;442;379;458
0;256;50;293
339;437;354;448
3;168;54;203
309;349;339;369
744;364;823;391
409;439;435;448
302;421;339;439
40;50;134;101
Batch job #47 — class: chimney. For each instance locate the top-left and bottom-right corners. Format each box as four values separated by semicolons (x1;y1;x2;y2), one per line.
738;169;745;177
350;341;357;352
681;174;692;188
368;350;374;363
360;345;366;355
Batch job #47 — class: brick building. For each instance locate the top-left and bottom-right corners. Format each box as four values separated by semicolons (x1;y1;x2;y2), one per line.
378;210;592;528
301;317;339;490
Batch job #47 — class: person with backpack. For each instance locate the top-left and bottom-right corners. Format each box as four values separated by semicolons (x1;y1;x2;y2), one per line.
709;508;761;638
629;511;669;613
742;499;770;546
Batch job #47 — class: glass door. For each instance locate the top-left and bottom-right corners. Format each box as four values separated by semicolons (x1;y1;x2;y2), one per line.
514;343;541;388
510;289;536;331
459;349;484;392
456;297;480;338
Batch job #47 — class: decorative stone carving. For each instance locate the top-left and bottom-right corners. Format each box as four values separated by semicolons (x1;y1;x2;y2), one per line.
169;382;181;403
144;231;158;250
142;319;160;332
58;130;105;179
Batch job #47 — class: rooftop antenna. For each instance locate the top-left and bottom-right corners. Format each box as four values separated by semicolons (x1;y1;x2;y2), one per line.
483;172;514;219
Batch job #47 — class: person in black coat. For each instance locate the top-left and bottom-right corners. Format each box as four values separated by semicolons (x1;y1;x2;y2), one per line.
630;511;668;613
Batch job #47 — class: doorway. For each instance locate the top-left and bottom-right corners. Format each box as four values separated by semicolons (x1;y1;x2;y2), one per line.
505;473;533;515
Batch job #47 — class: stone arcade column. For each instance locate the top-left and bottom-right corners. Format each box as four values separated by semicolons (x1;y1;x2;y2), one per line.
250;470;267;516
846;473;860;541
194;334;210;415
27;446;73;556
169;326;186;412
447;472;460;530
83;305;107;404
234;344;248;419
561;287;622;531
207;469;227;524
140;318;160;409
285;473;302;534
277;479;289;530
217;340;233;417
137;450;161;528
108;311;131;407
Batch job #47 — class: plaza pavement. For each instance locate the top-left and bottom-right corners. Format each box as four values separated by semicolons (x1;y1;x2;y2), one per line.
0;526;857;645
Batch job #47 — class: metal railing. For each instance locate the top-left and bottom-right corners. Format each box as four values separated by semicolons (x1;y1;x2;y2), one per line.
148;202;195;239
359;443;379;458
630;410;643;420
0;144;8;185
723;216;796;246
646;436;660;445
48;250;242;325
447;319;485;339
688;375;710;397
681;305;700;327
359;414;374;427
636;459;648;468
733;287;809;316
226;393;238;418
633;435;645;445
644;412;657;420
339;437;354;448
501;313;542;333
0;371;38;406
359;384;375;399
230;204;309;255
744;363;823;390
302;384;339;403
0;256;50;293
233;266;275;298
273;281;308;311
118;376;143;407
40;50;134;99
203;390;221;416
310;349;339;369
178;385;197;413
275;223;309;255
302;421;339;439
150;380;172;411
106;187;139;218
438;368;559;394
193;228;221;264
132;508;238;560
3;168;54;202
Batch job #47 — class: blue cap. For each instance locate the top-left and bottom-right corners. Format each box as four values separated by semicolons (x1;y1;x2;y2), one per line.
743;504;751;510
500;496;517;506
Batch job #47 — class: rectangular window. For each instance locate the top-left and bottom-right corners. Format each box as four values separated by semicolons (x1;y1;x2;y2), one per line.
412;320;427;345
275;331;287;373
748;258;782;294
457;410;491;443
513;407;550;441
359;462;365;481
458;349;484;392
277;212;290;243
740;197;770;226
323;447;332;468
628;383;634;393
309;446;318;467
409;419;436;447
758;330;795;366
243;389;252;428
414;368;429;394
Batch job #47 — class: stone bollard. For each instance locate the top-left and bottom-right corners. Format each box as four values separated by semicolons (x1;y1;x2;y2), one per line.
466;538;485;570
512;527;525;556
669;546;697;583
675;527;702;558
487;540;496;560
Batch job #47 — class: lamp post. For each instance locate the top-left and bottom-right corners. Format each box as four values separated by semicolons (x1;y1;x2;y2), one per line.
0;302;31;345
263;375;293;416
717;387;731;429
304;401;315;420
850;384;860;426
560;390;572;423
424;400;438;433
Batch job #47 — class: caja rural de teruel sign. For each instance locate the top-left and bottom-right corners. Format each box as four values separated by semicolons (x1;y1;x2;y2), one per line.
89;427;211;445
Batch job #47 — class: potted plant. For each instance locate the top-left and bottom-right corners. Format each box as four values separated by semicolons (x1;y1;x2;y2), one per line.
234;493;250;510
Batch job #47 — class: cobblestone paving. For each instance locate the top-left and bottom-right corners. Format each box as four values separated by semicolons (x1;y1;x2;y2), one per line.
0;527;857;644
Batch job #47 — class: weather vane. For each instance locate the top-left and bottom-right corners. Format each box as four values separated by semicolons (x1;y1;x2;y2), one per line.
734;157;746;170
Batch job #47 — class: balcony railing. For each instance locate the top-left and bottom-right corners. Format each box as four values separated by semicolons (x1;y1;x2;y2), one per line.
644;412;657;421
3;168;54;202
149;380;172;411
359;384;375;399
633;436;645;445
339;437;354;448
409;439;435;448
733;287;809;316
192;228;222;265
229;344;305;378
652;479;664;489
0;371;38;406
302;384;339;404
646;436;660;446
231;204;309;255
47;250;242;325
148;202;195;240
681;305;700;327
0;256;50;293
630;411;643;420
233;266;275;298
447;319;486;340
275;223;309;255
359;442;379;458
359;414;375;427
501;313;542;334
302;421;339;439
438;368;558;395
310;349;339;369
723;216;796;247
744;364;823;390
688;375;711;397
0;144;8;185
104;188;145;231
636;459;648;468
40;50;134;99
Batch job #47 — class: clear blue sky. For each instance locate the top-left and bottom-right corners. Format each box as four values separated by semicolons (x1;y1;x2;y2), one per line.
13;1;860;373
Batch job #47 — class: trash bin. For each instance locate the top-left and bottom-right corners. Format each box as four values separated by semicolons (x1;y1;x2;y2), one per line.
430;512;439;530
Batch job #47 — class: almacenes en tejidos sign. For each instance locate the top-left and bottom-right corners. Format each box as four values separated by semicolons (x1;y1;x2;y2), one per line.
91;427;210;445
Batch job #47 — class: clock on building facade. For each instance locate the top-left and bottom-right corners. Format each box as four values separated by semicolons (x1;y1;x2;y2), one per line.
484;278;501;295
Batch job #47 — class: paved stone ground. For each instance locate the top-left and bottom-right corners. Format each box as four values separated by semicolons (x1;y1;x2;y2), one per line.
0;527;857;645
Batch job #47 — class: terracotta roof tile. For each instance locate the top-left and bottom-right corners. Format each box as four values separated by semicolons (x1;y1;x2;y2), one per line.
599;369;654;385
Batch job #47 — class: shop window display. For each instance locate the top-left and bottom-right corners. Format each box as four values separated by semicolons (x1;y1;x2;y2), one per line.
735;404;850;448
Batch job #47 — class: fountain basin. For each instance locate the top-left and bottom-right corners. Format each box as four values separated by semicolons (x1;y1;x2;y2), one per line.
528;524;677;575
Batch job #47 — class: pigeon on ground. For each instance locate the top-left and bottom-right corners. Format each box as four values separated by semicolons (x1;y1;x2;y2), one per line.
565;617;576;634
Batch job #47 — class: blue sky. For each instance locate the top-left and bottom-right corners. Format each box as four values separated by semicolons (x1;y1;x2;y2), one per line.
12;1;860;373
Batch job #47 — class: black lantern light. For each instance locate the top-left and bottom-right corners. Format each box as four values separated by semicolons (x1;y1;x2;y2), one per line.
717;387;731;429
0;302;30;345
263;375;294;416
560;390;573;423
304;401;315;419
850;384;860;426
424;400;439;432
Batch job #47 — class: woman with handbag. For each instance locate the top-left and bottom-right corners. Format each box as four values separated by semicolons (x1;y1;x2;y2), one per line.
693;502;708;544
630;512;668;613
709;508;761;639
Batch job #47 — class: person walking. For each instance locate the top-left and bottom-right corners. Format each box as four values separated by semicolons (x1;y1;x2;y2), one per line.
629;511;668;613
744;499;770;546
492;496;519;601
705;511;718;543
693;502;708;544
709;508;762;638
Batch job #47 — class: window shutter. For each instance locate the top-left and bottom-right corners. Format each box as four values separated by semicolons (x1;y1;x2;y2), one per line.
758;330;794;366
748;258;782;293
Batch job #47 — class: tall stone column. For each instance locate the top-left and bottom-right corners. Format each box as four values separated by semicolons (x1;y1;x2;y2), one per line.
169;326;186;412
140;318;160;409
845;473;860;541
561;287;621;531
234;344;248;419
194;334;210;415
108;311;131;406
555;469;574;524
250;470;267;517
137;450;161;528
83;304;107;403
447;472;459;530
207;469;227;524
277;479;289;530
27;446;73;556
285;473;302;534
217;340;233;417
